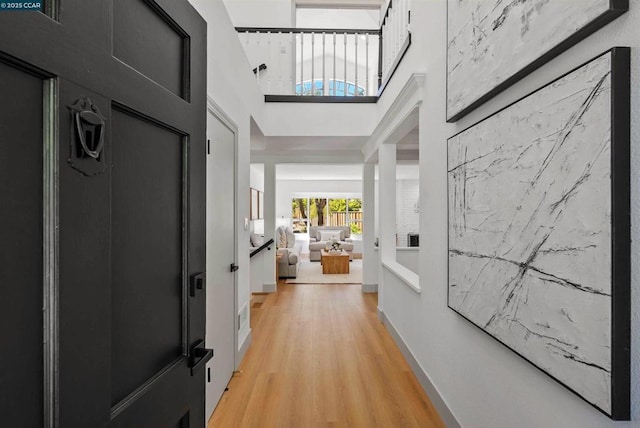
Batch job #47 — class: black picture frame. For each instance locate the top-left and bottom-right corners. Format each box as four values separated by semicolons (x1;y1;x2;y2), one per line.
250;188;259;220
446;0;629;123
258;191;264;219
446;48;630;420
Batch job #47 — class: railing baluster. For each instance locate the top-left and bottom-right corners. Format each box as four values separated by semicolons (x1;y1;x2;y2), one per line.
378;29;383;89
256;34;261;86
234;26;403;97
322;32;326;96
333;33;336;96
383;23;388;76
290;31;295;95
399;1;404;48
278;31;283;94
366;34;369;96
392;7;396;71
311;32;315;95
343;32;347;96
403;0;408;38
355;33;358;96
266;31;271;93
393;7;401;53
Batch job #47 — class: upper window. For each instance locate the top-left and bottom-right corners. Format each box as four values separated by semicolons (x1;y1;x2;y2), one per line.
295;79;366;96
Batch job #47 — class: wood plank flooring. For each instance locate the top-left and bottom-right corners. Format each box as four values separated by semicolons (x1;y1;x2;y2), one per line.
208;282;444;427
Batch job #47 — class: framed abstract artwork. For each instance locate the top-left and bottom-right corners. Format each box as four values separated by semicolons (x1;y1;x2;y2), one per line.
258;191;264;219
447;48;630;419
446;0;628;122
250;188;259;220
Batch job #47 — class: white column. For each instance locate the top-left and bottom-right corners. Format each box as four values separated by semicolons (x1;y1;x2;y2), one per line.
263;161;277;292
362;163;377;293
379;144;397;263
378;144;396;313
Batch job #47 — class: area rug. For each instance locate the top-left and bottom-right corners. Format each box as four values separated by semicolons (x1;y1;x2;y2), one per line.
286;260;362;284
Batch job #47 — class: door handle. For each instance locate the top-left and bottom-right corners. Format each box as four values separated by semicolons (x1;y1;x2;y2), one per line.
189;272;206;297
230;263;239;272
189;339;214;376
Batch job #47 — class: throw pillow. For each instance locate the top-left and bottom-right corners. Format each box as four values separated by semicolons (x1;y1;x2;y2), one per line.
320;230;341;242
276;227;287;249
250;233;264;247
285;228;296;248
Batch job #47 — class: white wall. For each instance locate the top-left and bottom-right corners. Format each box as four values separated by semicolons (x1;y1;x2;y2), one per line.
259;102;377;137
224;0;295;96
396;179;419;247
396;248;418;274
223;0;294;27
375;1;640;427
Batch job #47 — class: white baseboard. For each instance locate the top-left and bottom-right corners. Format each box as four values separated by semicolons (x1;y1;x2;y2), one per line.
361;283;378;293
379;309;461;428
237;330;252;365
263;282;277;293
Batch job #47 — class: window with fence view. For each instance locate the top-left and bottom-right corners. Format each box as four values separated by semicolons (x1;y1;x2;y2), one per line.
292;197;362;234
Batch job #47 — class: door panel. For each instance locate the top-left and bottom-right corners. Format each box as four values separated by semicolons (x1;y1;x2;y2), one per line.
205;113;236;416
112;0;187;99
0;0;207;426
0;60;44;428
110;107;185;406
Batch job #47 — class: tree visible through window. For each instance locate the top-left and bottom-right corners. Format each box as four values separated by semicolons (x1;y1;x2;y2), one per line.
290;197;363;234
291;198;308;233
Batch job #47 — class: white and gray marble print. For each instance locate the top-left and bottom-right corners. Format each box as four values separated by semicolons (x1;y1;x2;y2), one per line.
447;0;612;120
448;52;614;414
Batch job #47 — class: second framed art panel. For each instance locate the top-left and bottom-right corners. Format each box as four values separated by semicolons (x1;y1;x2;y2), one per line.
447;48;630;419
446;0;628;122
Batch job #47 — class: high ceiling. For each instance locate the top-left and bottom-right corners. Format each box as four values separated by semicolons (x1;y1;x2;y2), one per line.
250;111;418;160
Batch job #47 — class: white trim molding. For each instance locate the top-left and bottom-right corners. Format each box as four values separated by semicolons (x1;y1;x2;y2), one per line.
362;73;426;162
361;283;379;293
237;331;252;365
207;95;239;132
382;259;420;293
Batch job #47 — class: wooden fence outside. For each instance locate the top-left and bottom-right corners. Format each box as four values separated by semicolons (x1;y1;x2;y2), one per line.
328;211;362;226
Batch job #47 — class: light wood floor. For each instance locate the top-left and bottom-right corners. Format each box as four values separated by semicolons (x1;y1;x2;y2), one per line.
208;281;444;428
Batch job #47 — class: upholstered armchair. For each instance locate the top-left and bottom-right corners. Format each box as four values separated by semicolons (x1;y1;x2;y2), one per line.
275;226;302;278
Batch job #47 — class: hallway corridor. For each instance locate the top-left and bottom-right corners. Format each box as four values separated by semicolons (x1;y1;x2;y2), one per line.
209;282;444;427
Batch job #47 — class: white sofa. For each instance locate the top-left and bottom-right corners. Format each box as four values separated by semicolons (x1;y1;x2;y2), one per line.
308;226;354;261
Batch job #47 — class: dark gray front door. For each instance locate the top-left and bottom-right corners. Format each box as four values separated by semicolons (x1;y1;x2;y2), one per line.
0;1;209;426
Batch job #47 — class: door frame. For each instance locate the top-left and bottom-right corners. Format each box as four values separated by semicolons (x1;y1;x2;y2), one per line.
206;96;240;369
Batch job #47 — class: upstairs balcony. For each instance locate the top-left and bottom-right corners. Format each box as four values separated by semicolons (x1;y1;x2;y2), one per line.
236;0;411;103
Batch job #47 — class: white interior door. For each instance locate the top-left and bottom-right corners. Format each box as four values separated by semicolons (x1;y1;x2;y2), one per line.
205;111;237;418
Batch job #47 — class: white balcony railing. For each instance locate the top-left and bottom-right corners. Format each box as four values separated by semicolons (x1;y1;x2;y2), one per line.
381;0;411;84
235;0;411;100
